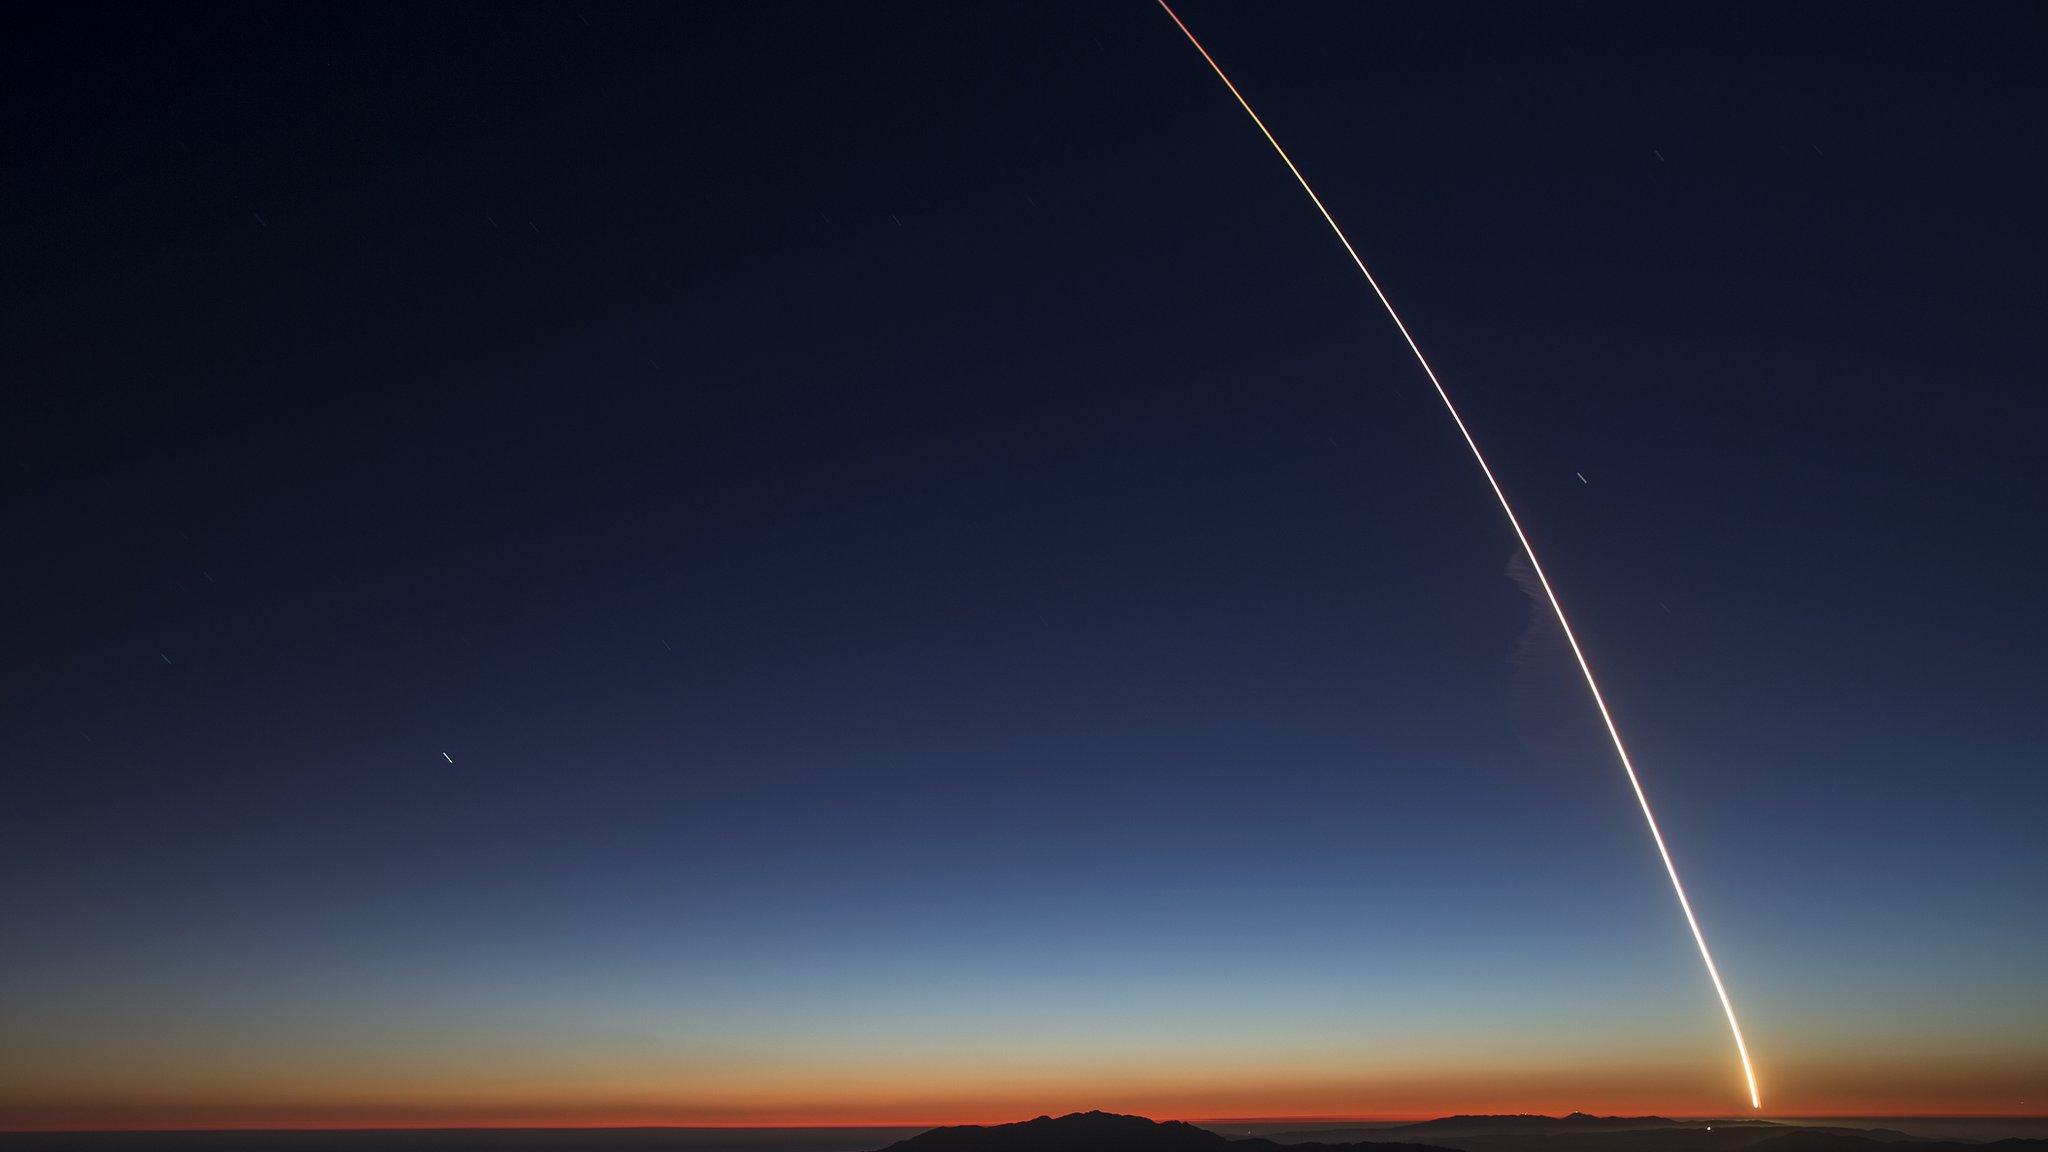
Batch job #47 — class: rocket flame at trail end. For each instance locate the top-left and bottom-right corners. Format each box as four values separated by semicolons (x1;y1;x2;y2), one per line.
1153;0;1762;1110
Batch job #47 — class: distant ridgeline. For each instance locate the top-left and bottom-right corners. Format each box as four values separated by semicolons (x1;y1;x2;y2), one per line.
3;1113;2045;1152
871;1111;2048;1152
875;1112;1447;1152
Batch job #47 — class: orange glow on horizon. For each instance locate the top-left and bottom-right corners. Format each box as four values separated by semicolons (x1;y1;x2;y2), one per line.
11;1032;2037;1133
11;1090;2048;1133
11;1108;2048;1133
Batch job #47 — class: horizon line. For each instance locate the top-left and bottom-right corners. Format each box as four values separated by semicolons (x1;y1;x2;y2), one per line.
9;1111;2048;1134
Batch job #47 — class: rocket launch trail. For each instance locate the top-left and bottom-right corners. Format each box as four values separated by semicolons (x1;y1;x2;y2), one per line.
1154;1;1763;1110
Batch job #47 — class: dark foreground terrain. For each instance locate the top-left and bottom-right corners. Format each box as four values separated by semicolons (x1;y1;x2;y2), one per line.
877;1113;2048;1152
5;1111;2045;1152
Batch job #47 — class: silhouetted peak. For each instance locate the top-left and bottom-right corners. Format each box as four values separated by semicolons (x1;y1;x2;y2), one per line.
883;1112;1231;1152
880;1113;1477;1152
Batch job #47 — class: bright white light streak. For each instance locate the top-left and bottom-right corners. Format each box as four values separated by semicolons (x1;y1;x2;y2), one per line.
1155;0;1761;1110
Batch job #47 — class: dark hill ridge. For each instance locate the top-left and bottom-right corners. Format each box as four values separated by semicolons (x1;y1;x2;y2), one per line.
880;1113;1237;1152
876;1113;2048;1152
876;1112;1453;1152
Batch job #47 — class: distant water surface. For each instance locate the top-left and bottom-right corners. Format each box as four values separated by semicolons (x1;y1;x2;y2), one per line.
1760;1119;2048;1142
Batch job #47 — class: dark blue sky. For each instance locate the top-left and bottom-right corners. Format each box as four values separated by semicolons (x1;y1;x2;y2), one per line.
3;0;2044;1126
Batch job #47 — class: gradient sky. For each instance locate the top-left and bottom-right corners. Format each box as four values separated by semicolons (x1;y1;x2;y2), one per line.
4;0;2045;1131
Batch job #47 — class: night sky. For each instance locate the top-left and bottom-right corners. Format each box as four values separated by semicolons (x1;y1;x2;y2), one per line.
5;0;2045;1130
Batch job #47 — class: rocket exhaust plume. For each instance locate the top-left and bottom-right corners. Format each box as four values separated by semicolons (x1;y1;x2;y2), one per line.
1154;0;1762;1110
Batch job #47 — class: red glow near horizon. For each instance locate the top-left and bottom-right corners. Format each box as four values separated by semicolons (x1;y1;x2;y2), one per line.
10;1102;2048;1133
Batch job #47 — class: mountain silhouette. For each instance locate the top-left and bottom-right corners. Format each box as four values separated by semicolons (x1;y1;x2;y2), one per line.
875;1112;1453;1152
880;1112;1231;1152
877;1113;2048;1152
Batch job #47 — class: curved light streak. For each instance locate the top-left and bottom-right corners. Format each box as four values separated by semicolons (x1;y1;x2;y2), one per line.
1155;0;1761;1110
